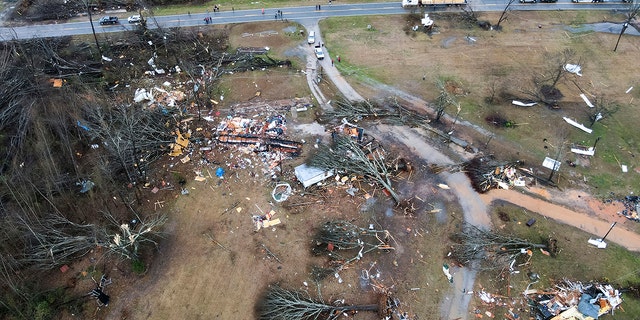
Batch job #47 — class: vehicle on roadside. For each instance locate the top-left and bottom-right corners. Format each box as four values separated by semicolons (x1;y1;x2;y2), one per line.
307;31;315;45
520;0;536;3
538;0;557;2
99;16;119;25
127;15;142;24
314;47;324;60
402;0;466;8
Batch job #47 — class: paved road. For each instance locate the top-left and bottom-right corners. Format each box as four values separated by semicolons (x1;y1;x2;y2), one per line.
0;1;632;40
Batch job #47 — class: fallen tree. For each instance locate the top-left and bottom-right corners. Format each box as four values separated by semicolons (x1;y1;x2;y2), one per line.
257;285;386;320
309;134;400;203
311;220;393;264
449;223;550;271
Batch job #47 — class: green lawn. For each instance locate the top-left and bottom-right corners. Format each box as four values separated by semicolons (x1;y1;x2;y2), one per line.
477;202;640;318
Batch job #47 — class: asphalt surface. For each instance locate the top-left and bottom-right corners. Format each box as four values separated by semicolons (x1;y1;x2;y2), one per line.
0;1;633;40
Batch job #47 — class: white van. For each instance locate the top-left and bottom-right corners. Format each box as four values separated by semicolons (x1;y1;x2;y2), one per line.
307;31;315;45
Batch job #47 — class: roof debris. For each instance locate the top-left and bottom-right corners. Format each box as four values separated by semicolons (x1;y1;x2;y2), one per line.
525;280;622;319
563;117;593;134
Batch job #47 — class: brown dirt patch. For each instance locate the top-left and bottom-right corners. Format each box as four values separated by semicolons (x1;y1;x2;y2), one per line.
76;104;470;319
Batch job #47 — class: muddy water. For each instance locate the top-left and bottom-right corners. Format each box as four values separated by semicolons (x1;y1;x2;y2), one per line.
566;22;640;36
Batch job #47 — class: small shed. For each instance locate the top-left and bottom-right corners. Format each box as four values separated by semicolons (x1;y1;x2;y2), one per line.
294;164;335;188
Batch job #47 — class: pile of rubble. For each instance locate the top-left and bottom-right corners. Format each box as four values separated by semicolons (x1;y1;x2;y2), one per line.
471;280;624;320
161;99;308;192
618;195;640;222
599;194;640;222
525;280;623;319
464;158;530;193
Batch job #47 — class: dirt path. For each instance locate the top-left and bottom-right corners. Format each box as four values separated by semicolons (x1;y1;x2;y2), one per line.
480;188;640;251
371;125;489;320
302;20;365;103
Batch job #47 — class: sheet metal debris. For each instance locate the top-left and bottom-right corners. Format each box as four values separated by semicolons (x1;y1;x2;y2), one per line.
564;64;582;76
512;100;537;107
295;164;335;188
580;93;595;108
562;117;593;134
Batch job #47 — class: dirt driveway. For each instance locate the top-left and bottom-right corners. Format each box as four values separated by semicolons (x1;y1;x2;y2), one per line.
481;188;640;251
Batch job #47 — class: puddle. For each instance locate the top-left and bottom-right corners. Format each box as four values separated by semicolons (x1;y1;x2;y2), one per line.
566;22;640;36
282;26;297;34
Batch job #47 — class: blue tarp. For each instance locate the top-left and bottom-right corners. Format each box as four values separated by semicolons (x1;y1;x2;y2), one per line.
577;294;599;319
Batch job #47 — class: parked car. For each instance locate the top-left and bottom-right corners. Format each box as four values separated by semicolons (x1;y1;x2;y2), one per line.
127;15;142;24
307;31;315;45
99;16;119;25
538;0;557;2
314;47;325;60
519;0;536;3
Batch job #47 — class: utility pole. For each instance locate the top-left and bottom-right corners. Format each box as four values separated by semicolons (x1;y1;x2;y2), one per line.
86;1;102;58
614;22;629;52
547;140;565;182
592;136;601;150
588;221;617;249
601;222;617;243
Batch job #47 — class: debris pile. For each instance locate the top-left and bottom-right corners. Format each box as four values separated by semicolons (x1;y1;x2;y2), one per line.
525;280;623;319
619;195;640;222
463;158;528;193
215;114;303;155
253;209;281;231
600;194;640;222
133;86;186;109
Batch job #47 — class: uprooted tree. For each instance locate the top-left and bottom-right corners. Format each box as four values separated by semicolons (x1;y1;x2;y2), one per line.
434;78;461;123
308;134;401;203
462;157;523;193
585;96;619;128
1;178;167;269
525;48;580;107
449;223;552;271
257;285;393;320
320;98;430;129
310;220;393;276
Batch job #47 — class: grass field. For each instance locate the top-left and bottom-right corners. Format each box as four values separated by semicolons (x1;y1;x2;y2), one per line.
478;202;640;318
320;10;640;198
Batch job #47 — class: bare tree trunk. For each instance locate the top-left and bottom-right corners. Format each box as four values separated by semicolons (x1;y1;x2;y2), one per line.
495;0;517;29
